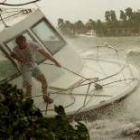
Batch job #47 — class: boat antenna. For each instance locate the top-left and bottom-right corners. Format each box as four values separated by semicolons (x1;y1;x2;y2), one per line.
0;0;41;6
0;8;9;28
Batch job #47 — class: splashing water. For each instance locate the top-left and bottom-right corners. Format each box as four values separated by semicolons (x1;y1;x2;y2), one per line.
67;36;140;139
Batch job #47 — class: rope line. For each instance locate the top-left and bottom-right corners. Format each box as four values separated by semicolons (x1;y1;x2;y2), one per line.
0;0;40;6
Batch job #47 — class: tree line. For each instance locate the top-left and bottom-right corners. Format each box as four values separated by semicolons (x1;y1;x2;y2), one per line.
57;7;140;37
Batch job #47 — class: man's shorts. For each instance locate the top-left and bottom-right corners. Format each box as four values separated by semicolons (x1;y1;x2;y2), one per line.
22;67;42;87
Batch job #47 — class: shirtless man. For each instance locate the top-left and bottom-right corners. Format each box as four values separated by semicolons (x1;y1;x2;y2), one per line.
11;35;61;103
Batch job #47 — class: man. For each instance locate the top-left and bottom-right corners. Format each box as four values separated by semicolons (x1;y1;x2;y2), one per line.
11;35;61;104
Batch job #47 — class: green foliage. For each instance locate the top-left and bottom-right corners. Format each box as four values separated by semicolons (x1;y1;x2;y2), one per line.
0;82;90;140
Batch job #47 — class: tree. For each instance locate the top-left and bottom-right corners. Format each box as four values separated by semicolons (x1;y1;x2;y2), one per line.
0;82;90;140
105;11;111;22
85;19;95;31
65;20;71;28
125;7;133;20
120;10;126;21
74;20;85;34
65;20;75;36
110;10;118;28
131;11;140;32
110;10;117;22
57;18;64;28
95;19;104;36
57;18;67;35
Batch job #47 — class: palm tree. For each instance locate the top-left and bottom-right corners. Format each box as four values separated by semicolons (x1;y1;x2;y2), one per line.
57;18;66;35
65;20;71;28
74;20;85;34
110;10;118;28
120;10;126;21
65;20;75;36
58;18;64;28
125;7;133;27
110;10;117;22
125;7;133;20
105;11;111;22
119;10;127;28
85;19;95;31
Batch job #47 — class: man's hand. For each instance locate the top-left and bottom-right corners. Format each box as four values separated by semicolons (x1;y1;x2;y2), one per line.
38;49;62;67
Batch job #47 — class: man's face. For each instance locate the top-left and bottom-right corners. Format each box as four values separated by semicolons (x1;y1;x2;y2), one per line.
17;40;27;49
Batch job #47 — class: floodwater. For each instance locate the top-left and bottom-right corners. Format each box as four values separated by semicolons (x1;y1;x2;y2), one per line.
67;36;140;139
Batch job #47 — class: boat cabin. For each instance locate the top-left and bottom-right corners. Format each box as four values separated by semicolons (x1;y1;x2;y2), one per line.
0;9;83;90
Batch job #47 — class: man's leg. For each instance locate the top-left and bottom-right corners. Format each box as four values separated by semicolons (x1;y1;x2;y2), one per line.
36;74;53;103
25;84;32;98
33;67;53;103
22;70;32;98
37;74;48;95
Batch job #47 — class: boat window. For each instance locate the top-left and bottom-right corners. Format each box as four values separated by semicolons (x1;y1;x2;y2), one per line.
5;32;45;64
0;48;18;82
31;19;65;54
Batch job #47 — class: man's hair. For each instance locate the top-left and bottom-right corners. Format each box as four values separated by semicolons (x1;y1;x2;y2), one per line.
15;35;26;44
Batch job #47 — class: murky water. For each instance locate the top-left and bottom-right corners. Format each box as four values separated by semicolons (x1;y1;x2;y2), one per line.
67;36;140;139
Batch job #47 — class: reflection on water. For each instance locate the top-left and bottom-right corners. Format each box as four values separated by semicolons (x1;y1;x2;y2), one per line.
68;36;140;139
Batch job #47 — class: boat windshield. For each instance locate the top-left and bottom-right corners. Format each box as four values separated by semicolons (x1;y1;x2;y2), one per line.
31;18;66;54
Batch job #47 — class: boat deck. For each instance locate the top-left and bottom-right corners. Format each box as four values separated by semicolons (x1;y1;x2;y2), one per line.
32;52;139;117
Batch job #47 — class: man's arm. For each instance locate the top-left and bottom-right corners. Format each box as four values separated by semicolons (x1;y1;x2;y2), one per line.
38;49;61;67
10;52;23;63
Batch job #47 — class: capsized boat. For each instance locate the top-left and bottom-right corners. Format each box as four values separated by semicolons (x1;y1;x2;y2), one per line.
0;8;139;118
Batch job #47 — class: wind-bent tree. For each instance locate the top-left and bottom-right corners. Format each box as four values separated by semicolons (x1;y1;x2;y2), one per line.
85;19;95;31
